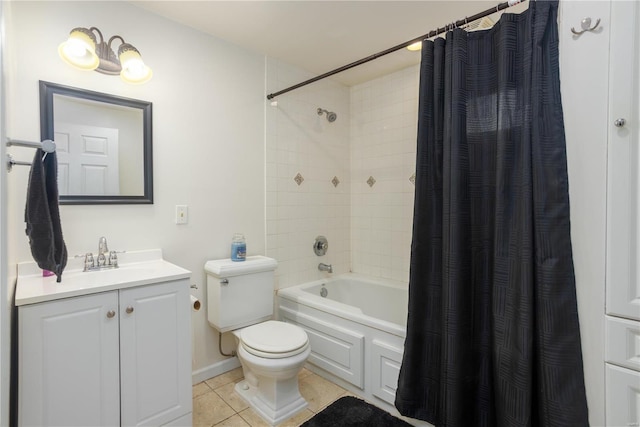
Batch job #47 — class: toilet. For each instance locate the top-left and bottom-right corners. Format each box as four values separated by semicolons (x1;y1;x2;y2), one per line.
205;256;310;426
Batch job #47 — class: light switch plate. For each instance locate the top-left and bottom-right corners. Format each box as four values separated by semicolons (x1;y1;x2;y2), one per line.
175;205;188;224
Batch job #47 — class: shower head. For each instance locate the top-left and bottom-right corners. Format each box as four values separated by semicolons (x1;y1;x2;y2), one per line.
317;108;337;123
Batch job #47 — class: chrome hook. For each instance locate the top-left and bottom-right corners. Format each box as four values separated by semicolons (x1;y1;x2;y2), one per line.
571;17;601;36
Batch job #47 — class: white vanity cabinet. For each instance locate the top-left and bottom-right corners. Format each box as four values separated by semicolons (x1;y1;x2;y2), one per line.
16;250;192;426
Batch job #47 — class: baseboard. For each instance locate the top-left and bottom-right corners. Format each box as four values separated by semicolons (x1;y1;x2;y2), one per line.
192;357;241;385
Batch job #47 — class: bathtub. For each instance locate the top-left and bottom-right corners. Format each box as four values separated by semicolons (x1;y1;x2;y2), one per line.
277;274;409;414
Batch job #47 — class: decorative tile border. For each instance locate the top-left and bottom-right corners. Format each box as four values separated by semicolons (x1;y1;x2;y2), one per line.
289;172;418;188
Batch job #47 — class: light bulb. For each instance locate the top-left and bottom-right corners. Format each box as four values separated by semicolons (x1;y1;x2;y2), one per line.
118;44;152;84
124;58;145;75
62;39;90;58
58;28;99;71
407;41;422;51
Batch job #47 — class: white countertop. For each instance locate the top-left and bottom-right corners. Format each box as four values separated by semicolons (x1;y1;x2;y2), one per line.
15;249;191;306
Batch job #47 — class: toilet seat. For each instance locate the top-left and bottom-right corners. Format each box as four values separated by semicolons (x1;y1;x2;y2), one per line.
239;321;309;359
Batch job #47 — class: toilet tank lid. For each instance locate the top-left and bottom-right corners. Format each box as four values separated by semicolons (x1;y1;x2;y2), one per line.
205;256;278;277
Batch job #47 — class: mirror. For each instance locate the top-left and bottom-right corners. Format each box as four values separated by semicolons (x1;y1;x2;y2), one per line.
40;81;153;204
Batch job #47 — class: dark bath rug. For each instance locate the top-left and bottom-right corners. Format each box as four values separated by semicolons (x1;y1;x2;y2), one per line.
300;396;413;427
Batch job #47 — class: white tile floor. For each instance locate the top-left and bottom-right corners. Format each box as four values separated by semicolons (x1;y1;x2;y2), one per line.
192;367;355;427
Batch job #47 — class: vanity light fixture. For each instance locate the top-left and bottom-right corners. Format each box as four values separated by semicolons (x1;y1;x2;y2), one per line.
58;27;153;84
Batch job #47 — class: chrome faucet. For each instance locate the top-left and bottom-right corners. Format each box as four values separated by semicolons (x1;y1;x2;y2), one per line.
82;237;119;271
97;236;109;266
98;236;109;257
318;263;333;273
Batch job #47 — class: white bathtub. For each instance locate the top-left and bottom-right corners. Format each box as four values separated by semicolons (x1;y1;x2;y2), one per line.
277;274;409;414
278;274;408;336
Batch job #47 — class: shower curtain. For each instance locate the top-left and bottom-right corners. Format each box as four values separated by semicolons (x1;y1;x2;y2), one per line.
394;1;589;426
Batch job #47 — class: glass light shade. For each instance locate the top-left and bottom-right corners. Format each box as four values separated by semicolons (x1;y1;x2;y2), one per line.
119;47;152;84
407;41;422;51
58;28;99;71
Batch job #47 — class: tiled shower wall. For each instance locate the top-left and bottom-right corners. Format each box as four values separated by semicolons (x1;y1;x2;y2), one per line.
266;58;351;289
350;65;420;284
266;58;420;288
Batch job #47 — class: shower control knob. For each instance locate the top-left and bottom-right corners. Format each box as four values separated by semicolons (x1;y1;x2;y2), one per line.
314;236;329;256
614;118;626;128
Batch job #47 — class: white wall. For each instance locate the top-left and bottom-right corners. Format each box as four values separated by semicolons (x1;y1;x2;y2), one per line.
265;60;419;289
265;58;351;289
6;1;266;378
559;2;610;425
350;65;419;284
0;2;10;425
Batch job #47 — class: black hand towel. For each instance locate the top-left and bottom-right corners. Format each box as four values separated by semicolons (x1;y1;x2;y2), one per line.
24;149;67;282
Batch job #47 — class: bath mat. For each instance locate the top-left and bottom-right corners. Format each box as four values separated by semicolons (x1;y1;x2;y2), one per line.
301;396;413;427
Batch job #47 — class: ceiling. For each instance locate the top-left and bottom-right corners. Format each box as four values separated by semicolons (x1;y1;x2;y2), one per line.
132;1;526;88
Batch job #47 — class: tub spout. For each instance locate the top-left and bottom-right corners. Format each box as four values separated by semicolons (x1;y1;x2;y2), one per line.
318;263;333;273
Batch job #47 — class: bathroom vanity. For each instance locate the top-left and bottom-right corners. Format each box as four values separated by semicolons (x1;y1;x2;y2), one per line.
15;249;192;426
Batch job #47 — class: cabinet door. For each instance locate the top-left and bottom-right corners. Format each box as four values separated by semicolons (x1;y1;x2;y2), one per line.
606;364;640;427
119;280;192;426
606;0;640;321
19;291;120;426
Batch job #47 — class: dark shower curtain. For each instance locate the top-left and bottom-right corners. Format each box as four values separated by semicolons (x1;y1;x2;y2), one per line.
394;1;589;426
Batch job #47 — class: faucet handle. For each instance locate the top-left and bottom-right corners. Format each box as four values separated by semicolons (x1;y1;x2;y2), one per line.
109;251;118;267
84;253;95;271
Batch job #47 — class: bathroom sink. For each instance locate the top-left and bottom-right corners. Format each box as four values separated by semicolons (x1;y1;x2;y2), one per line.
15;249;190;306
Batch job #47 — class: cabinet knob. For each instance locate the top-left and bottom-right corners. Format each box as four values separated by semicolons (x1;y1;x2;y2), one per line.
125;306;134;314
614;118;626;128
106;310;116;319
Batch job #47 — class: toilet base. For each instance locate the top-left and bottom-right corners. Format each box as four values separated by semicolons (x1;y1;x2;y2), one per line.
234;379;308;426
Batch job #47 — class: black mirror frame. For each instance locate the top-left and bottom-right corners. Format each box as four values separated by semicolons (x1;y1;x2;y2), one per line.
39;80;153;205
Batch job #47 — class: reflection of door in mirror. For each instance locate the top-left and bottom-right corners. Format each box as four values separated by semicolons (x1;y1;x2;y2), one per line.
55;123;120;195
53;94;144;197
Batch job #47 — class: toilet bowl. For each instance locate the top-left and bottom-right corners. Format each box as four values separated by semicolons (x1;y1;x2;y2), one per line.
232;321;310;425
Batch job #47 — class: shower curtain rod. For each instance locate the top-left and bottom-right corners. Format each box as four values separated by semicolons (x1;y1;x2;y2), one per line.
266;0;525;100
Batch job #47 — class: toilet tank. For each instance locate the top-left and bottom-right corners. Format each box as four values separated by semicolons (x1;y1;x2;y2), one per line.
205;256;278;333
